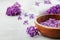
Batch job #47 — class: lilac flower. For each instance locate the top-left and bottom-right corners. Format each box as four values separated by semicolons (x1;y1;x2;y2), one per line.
35;1;40;6
26;26;39;37
44;0;51;4
18;16;22;20
24;13;28;17
23;20;28;25
6;2;21;16
29;14;35;19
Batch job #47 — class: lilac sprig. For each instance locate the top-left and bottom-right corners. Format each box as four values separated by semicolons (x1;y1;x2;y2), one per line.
6;2;21;16
45;4;60;14
27;26;39;37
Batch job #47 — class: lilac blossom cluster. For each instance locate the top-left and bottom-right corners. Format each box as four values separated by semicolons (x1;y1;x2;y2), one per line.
6;2;21;16
45;5;60;14
27;26;39;37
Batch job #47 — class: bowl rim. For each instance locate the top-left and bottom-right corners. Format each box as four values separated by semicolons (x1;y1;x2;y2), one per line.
35;14;60;29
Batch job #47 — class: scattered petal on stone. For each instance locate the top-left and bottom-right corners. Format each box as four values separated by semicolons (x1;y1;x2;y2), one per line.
23;20;28;25
35;1;40;6
44;0;51;4
29;14;35;19
26;26;39;37
18;16;22;20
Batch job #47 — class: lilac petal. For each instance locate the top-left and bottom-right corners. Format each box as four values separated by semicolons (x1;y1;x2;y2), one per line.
23;20;28;25
13;2;21;7
35;2;40;6
29;14;35;19
44;0;51;4
18;16;22;20
24;13;28;17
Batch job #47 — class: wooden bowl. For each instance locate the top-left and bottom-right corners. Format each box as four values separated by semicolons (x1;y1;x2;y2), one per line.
35;14;60;38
